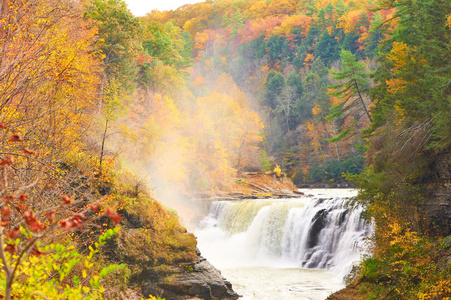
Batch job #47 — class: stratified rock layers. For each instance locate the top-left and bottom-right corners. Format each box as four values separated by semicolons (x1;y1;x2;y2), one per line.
142;250;240;300
424;149;451;236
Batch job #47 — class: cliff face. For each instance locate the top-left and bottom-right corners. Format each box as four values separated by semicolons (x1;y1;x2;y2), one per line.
424;149;451;236
326;149;451;300
100;195;240;300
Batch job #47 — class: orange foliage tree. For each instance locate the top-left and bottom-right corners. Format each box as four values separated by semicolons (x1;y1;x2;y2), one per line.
0;0;126;298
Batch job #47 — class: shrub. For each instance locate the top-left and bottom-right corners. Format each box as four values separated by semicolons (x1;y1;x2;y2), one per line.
0;229;124;299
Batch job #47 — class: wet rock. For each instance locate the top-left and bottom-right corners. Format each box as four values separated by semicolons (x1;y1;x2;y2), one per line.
298;184;312;188
307;209;328;248
344;264;361;285
142;251;240;300
337;210;348;226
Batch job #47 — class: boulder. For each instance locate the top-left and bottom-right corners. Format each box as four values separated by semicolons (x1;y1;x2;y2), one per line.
142;250;240;300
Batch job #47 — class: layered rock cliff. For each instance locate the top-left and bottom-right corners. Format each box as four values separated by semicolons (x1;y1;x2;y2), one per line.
142;249;240;300
424;149;451;236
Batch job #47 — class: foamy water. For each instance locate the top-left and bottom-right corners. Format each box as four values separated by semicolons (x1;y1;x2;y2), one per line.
194;189;372;299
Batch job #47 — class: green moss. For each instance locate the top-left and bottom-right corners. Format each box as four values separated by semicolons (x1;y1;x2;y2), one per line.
235;179;248;185
92;174;198;293
357;232;451;299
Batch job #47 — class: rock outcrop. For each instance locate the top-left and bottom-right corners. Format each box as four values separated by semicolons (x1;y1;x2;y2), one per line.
142;249;240;300
424;149;451;236
327;149;451;300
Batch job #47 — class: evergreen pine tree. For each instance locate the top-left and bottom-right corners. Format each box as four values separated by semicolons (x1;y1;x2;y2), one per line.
326;49;372;141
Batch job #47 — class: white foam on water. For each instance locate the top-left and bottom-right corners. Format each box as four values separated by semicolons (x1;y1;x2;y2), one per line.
195;189;372;299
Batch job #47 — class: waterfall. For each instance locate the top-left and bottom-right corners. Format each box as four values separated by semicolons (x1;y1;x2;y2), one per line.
197;190;372;280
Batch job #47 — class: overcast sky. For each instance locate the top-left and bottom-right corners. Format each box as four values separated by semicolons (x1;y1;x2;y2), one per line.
124;0;204;16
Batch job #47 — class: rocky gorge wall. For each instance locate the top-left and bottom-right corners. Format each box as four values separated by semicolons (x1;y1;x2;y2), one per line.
141;249;239;300
424;149;451;236
100;195;240;300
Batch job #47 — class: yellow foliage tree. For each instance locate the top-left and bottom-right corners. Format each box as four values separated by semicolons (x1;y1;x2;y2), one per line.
0;0;101;179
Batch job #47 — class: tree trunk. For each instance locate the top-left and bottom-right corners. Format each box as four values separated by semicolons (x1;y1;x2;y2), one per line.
99;119;109;170
353;79;372;123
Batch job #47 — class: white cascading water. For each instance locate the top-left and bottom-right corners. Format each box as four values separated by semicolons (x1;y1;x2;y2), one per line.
195;189;372;299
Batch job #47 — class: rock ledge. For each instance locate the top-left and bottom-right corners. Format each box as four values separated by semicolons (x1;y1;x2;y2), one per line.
142;249;240;300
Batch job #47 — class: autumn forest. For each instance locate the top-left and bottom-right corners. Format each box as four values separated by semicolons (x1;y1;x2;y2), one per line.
0;0;450;299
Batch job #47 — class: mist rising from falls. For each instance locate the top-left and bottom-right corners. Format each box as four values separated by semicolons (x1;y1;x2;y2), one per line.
196;190;372;280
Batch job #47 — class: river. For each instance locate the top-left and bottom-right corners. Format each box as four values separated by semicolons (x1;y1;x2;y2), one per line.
194;189;372;300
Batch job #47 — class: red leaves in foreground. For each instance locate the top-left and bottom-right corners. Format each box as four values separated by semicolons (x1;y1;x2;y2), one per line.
22;210;33;220
59;213;85;231
15;204;26;212
0;156;14;165
22;148;36;155
2;195;13;203
1;206;12;227
0;219;10;227
18;194;28;202
1;206;11;217
29;219;46;232
5;227;20;239
58;205;121;229
61;195;73;205
30;246;46;258
8;135;23;142
4;243;17;255
44;210;56;222
71;212;86;221
90;204;99;212
105;208;122;225
3;237;45;258
59;219;72;230
59;218;80;230
23;209;46;232
0;206;12;227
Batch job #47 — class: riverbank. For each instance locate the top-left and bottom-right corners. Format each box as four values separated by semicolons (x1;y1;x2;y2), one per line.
327;286;363;300
187;172;299;200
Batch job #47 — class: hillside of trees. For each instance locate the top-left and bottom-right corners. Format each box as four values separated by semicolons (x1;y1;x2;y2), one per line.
0;0;450;299
147;0;392;186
